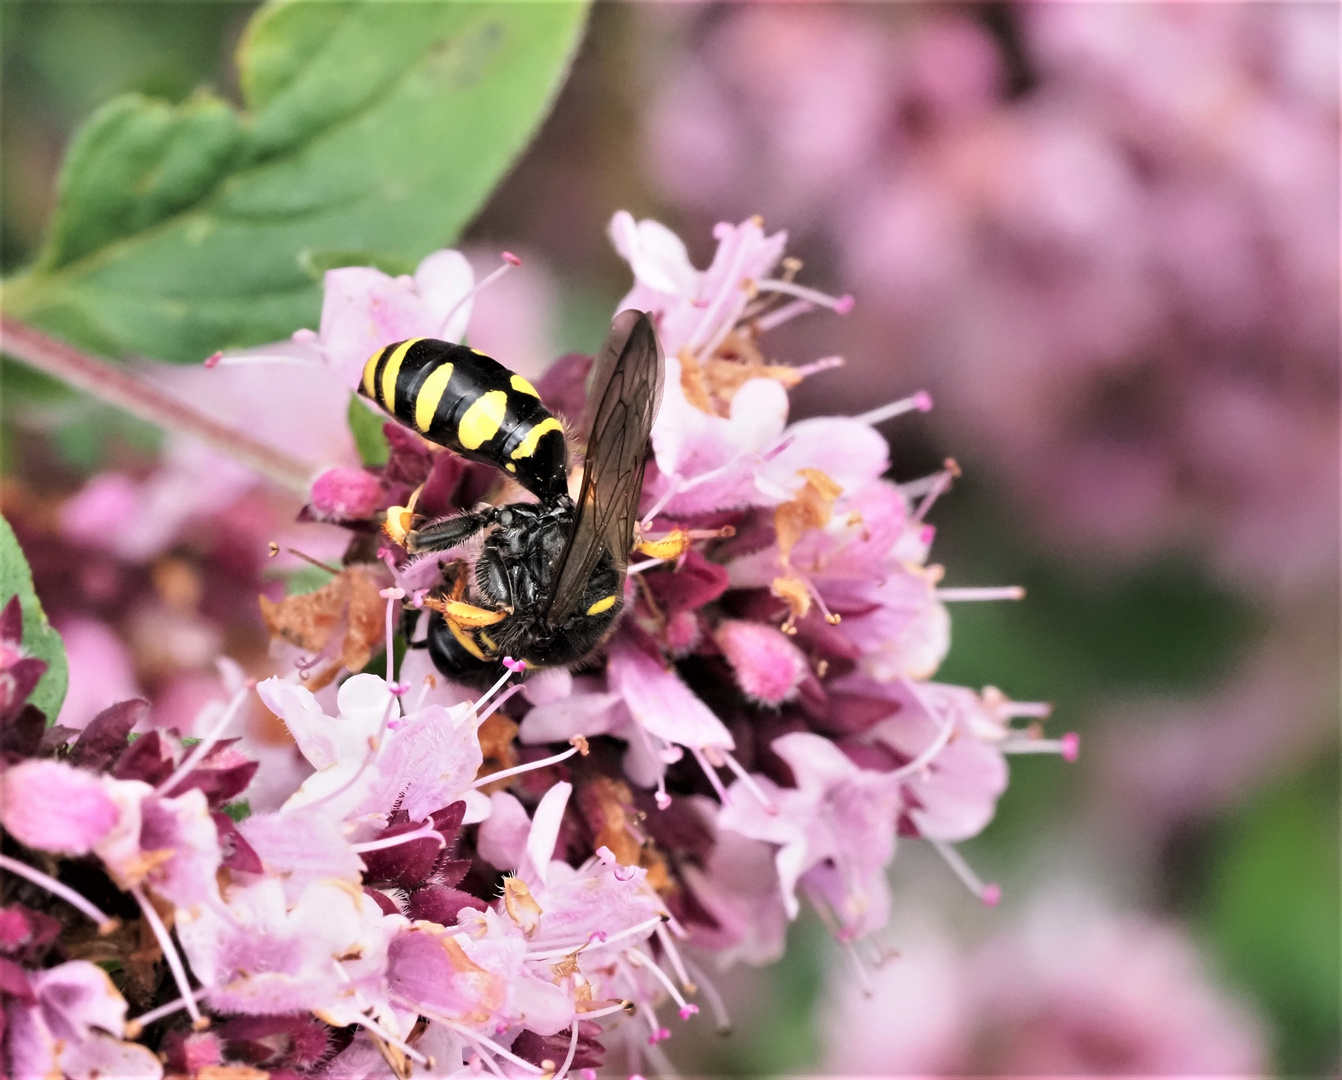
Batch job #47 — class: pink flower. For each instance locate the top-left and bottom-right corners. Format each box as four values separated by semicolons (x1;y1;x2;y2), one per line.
223;249;476;392
714;619;808;705
3;961;162;1080
308;466;386;522
177;877;396;1024
256;672;485;823
967;895;1267;1075
0;760;119;856
718;732;902;932
610;211;788;359
677;797;789;968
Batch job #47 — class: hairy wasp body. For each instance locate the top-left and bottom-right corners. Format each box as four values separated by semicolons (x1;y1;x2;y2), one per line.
359;313;662;684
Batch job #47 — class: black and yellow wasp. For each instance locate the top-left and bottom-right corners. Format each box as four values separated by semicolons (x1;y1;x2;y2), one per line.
359;310;664;684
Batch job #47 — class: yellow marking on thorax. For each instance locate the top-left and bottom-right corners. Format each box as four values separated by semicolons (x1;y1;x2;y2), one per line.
457;390;508;449
361;349;382;398
414;362;454;432
380;339;421;409
509;416;563;460
585;595;618;616
510;374;539;397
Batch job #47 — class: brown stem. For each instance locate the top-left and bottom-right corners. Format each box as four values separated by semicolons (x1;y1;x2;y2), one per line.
1;317;313;495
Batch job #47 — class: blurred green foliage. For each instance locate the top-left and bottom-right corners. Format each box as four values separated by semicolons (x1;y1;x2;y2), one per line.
4;0;589;365
347;393;391;467
1197;756;1340;1075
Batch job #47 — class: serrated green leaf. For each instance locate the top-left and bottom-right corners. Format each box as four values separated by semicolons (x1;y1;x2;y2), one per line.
347;392;390;466
299;248;418;282
5;0;589;364
0;515;69;722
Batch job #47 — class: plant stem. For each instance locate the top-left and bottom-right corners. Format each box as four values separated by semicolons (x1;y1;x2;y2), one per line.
0;317;313;494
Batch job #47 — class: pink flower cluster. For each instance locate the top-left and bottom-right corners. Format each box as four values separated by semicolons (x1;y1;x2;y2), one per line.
2;213;1072;1077
646;3;1339;597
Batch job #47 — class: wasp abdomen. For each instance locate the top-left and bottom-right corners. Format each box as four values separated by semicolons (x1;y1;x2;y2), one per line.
360;338;569;503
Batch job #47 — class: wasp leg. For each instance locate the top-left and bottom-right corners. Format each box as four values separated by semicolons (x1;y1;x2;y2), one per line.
406;509;498;554
475;547;515;610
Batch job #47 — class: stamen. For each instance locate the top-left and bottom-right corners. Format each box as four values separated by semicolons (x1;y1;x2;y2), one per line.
553;1020;580;1080
351;824;446;854
654;773;671;811
207;352;322;369
414;675;436;711
577;1000;636;1020
1001;733;1080;762
655;922;695;993
682;956;732;1035
999;700;1053;719
887;689;954;782
475;683;522;728
125;987;210;1037
267;542;340;575
351;1014;431;1068
439;254;521;338
526;915;667;960
628;557;668;575
627;948;694;1015
805;581;842;625
853;391;933;427
0;854;118;932
429;1015;544;1074
130;886;204;1027
752;298;814;333
910;459;960;523
718;751;778;815
640;476;684;530
929;839;1000;906
378;587;405;686
790;355;846;379
156;683;251;795
936;586;1025;602
754;278;855;314
473;662;522;717
686;242;754;352
470;744;580;789
840;937;875;998
689;746;733;806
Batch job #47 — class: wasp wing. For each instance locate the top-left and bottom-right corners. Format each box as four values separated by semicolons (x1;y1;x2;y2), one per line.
545;310;664;626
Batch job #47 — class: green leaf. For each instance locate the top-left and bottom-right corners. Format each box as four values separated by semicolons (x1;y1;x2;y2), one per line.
5;0;589;363
0;515;69;721
221;799;253;823
347;391;390;466
1197;758;1340;1075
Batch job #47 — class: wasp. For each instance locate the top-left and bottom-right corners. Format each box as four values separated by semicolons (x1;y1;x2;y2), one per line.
359;310;664;684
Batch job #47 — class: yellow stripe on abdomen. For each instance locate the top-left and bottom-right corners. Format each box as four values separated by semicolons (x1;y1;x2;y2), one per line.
413;362;454;433
380;339;421;410
510;374;540;397
361;349;382;399
458;390;508;450
509;417;563;460
585;595;618;616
